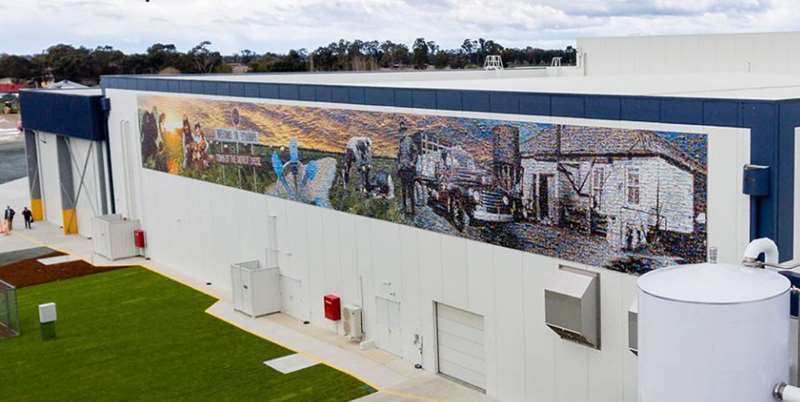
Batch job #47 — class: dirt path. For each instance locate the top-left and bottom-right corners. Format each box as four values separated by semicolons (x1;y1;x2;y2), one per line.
0;251;124;288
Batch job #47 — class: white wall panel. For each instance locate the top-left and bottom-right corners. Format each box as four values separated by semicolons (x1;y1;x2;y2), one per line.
555;338;590;402
465;239;493;315
399;225;423;362
579;32;800;76
621;274;639;402
38;132;61;226
521;253;557;402
353;214;376;340
587;265;625;402
336;211;361;310
370;219;402;302
416;229;442;370
492;246;525;402
305;203;327;325
67;138;102;238
440;235;468;310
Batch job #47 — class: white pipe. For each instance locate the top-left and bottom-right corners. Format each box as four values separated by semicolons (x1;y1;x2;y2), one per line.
774;383;800;401
744;238;780;265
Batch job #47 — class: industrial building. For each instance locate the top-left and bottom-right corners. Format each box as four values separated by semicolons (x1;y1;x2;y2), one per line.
16;32;800;401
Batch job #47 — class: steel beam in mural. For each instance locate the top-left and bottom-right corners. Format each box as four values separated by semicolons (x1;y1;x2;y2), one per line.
137;95;708;274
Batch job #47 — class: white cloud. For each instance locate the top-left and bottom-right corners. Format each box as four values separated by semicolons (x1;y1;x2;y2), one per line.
0;0;797;54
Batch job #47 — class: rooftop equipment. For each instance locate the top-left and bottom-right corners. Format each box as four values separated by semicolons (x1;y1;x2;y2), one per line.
638;238;795;402
483;55;504;71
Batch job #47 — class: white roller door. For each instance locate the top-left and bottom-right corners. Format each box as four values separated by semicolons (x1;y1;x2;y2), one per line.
436;303;486;390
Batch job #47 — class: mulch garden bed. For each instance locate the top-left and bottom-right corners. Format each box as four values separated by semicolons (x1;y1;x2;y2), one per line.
0;251;123;288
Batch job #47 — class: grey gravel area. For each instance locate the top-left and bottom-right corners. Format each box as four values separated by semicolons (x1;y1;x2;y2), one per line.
0;247;56;268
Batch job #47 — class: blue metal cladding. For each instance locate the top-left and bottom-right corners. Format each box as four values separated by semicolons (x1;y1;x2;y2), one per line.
463;91;490;112
19;90;106;141
99;75;800;261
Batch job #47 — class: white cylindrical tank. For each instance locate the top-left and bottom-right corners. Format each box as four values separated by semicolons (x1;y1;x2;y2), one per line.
638;263;791;402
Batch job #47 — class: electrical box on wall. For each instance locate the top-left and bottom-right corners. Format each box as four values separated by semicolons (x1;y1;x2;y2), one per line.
342;304;363;340
324;294;341;321
544;265;601;349
742;164;770;196
92;215;140;260
231;260;281;318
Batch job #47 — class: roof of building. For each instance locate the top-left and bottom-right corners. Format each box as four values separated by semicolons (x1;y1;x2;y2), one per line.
520;125;705;174
49;80;89;90
20;88;102;97
0;83;26;93
106;70;800;101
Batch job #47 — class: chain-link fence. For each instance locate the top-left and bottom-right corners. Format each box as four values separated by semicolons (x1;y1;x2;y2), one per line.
0;279;19;338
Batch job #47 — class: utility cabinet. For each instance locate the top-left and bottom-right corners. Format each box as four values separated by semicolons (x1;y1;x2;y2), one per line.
231;260;281;317
92;215;140;260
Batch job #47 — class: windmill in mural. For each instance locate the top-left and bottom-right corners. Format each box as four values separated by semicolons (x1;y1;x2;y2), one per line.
271;137;319;204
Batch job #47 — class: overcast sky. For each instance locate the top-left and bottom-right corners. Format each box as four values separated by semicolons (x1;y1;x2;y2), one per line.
2;0;798;55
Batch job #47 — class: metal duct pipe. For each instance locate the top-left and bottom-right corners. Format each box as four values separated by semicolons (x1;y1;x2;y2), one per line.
773;382;800;401
743;238;780;267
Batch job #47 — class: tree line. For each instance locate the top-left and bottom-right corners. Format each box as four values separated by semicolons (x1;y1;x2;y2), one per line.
0;38;577;86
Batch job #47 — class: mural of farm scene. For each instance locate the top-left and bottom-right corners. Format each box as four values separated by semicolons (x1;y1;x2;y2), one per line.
137;95;708;274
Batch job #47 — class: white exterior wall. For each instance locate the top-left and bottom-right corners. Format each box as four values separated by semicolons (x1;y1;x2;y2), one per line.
105;88;751;401
578;32;800;76
37;131;62;227
67;137;104;238
795;128;800;265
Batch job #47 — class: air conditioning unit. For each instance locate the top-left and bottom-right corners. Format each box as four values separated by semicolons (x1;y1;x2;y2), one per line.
342;304;363;341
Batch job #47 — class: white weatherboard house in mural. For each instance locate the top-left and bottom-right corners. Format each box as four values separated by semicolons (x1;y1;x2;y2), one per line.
520;125;707;273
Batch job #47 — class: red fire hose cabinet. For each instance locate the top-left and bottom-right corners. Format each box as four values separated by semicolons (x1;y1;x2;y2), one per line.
324;294;341;321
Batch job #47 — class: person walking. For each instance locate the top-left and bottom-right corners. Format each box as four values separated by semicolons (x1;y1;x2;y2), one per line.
4;206;15;232
22;207;33;229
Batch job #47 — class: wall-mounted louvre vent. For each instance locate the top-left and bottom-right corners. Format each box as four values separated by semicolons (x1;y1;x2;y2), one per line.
544;265;601;349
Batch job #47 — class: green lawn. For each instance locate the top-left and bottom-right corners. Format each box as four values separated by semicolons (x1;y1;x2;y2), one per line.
0;267;374;402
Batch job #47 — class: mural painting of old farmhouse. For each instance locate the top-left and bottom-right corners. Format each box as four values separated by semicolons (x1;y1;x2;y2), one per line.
137;95;708;274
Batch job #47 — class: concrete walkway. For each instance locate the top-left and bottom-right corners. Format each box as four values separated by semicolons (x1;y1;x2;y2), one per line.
0;177;488;402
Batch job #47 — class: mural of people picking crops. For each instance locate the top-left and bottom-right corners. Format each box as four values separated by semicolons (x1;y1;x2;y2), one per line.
137;95;708;274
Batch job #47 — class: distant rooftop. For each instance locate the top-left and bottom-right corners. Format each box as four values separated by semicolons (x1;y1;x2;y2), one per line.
104;31;800;101
21;88;102;97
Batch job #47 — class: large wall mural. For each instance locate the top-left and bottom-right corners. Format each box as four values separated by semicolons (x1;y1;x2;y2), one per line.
137;95;708;274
